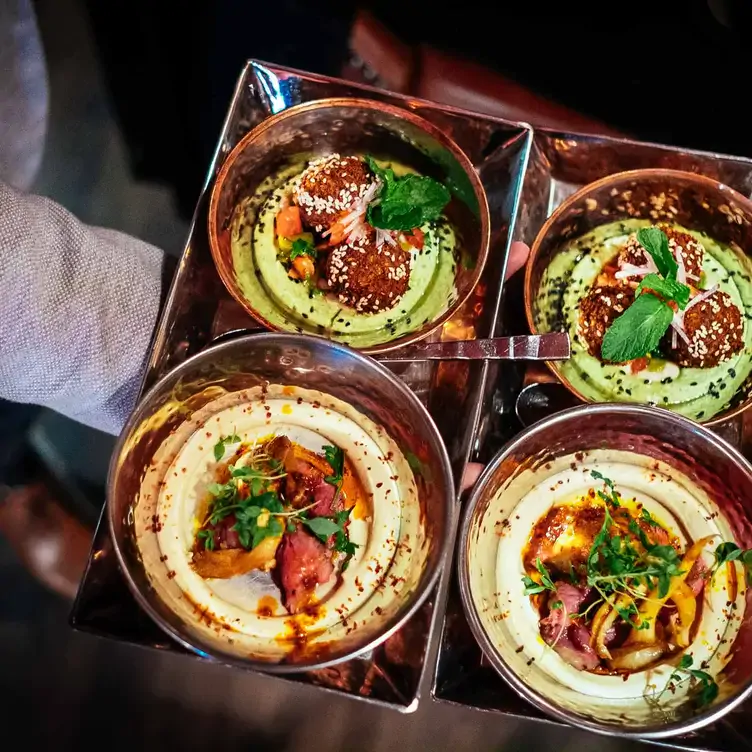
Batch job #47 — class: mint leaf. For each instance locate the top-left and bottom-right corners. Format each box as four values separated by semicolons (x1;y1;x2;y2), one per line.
365;156;450;232
679;654;693;670
601;293;674;362
637;274;690;309
368;174;450;231
637;227;677;280
303;516;341;543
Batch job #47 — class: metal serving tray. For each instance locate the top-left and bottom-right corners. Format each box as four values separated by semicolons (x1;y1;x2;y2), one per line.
69;61;532;712
431;129;752;751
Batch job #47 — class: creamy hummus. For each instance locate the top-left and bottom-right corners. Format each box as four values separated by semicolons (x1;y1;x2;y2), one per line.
466;449;746;724
230;161;459;349
133;384;423;663
534;219;752;421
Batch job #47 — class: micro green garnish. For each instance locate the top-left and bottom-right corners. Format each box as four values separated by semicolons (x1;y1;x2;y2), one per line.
664;655;719;708
522;557;557;595
710;541;752;584
601;227;692;362
550;600;563;610
200;440;358;559
591;469;621;508
323;444;344;487
213;433;241;462
365;156;450;232
197;528;215;551
289;236;317;261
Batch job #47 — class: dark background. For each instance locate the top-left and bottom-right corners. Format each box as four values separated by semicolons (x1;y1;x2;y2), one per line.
2;0;747;747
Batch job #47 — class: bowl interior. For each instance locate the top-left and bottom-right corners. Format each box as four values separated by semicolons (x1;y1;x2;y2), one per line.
108;333;453;672
460;405;752;738
525;169;752;424
208;98;489;353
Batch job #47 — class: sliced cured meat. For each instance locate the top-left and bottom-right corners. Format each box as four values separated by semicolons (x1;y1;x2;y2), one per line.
276;528;334;613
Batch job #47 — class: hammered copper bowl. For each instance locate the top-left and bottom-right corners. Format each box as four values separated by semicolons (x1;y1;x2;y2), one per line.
107;333;454;673
458;403;752;739
208;98;490;354
524;168;752;425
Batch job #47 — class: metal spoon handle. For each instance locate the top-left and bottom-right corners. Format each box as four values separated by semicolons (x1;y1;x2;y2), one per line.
375;333;570;362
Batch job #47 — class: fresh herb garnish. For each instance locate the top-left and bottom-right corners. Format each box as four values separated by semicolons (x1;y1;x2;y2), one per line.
637;226;678;279
213;433;241;462
636;274;690;309
365;156;450;232
323;444;344;486
664;655;719;708
289;236;317;261
522;557;557;595
550;600;563;610
197;528;215;551
710;541;752;584
200;439;359;561
601;292;674;363
601;227;693;363
591;469;621;508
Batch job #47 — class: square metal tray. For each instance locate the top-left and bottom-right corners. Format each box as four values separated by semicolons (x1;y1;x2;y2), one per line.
69;61;532;712
431;129;752;751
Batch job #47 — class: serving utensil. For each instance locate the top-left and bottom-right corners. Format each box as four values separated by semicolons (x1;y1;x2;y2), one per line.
376;333;570;363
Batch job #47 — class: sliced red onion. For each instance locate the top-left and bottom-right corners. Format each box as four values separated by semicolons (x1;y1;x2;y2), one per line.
669;284;719;348
675;252;687;284
685;283;719;312
375;227;396;249
615;256;659;280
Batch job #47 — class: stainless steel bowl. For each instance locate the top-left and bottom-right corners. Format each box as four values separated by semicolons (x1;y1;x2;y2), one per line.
458;403;752;739
107;333;454;672
207;97;490;353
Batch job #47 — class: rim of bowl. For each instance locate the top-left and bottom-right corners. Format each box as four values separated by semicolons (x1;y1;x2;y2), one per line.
457;402;752;739
523;167;752;426
207;97;491;355
107;332;456;674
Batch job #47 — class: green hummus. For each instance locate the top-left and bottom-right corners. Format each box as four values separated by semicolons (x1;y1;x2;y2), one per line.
230;160;458;349
534;219;752;421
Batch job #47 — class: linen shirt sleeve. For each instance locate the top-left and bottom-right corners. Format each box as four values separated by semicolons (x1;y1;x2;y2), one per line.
0;181;164;434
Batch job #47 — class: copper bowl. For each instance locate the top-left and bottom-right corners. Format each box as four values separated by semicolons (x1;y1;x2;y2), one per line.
524;168;752;425
107;333;454;672
208;98;490;354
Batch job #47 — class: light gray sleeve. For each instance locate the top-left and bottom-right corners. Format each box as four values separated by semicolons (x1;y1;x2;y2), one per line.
0;181;165;434
0;0;48;191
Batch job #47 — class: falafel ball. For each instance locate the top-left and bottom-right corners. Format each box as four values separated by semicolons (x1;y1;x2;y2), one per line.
294;154;374;232
618;225;705;281
577;284;636;359
666;289;744;368
326;236;412;314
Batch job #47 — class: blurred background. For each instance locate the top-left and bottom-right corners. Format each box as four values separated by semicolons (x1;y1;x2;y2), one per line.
1;0;749;747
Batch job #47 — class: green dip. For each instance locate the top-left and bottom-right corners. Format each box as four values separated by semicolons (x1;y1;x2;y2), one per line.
534;219;752;421
230;160;459;349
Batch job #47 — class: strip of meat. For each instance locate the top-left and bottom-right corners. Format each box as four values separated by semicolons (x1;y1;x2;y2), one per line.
309;477;340;517
276;528;334;613
539;582;600;671
685;557;710;596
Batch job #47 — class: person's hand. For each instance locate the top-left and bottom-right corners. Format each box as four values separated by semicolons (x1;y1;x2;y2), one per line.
506;240;530;279
457;241;530;496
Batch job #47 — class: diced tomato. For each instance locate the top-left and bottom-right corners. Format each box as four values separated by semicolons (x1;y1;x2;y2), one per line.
630;357;649;374
292;255;315;280
328;221;346;246
406;227;425;250
276;206;302;238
